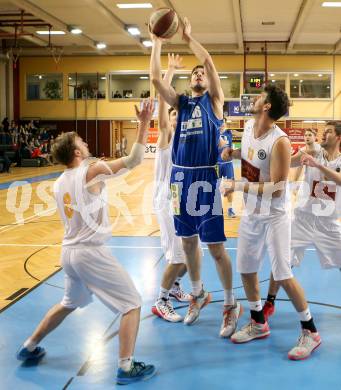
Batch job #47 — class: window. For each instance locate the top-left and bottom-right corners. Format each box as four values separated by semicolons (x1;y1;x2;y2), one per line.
219;73;241;99
267;73;286;91
68;73;106;100
109;73;150;100
26;73;63;100
290;73;331;99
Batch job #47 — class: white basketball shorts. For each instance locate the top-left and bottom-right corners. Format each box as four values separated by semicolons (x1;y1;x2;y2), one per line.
60;245;141;313
156;203;186;265
291;209;341;269
237;212;293;281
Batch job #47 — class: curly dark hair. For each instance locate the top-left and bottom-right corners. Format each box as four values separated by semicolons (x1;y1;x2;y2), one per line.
264;85;289;121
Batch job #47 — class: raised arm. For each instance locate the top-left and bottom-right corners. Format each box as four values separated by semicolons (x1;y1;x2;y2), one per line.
182;17;224;116
86;99;154;184
158;54;183;149
150;35;179;109
301;153;341;185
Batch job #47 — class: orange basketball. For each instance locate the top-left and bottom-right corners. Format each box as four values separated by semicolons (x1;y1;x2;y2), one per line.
149;8;179;39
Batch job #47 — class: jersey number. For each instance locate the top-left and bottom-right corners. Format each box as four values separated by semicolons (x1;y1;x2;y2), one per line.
63;192;74;219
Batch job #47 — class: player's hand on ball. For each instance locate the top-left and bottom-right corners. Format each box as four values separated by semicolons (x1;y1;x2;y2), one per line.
182;17;192;42
220;179;235;197
168;53;184;70
134;98;155;123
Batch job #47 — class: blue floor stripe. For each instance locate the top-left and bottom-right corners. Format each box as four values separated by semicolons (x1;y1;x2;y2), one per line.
0;172;62;190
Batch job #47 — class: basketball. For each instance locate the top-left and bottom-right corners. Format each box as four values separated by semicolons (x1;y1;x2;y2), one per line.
149;8;179;39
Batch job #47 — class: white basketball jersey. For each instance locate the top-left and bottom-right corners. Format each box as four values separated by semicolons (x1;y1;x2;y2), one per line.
153;139;173;212
241;119;290;215
297;151;341;219
54;161;111;246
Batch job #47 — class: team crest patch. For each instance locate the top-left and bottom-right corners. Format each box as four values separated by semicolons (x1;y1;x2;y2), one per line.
257;149;266;160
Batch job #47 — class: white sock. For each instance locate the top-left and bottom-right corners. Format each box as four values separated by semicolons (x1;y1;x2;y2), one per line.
224;290;235;306
118;356;133;372
23;338;37;352
191;280;203;296
158;287;169;301
298;308;312;322
249;300;262;312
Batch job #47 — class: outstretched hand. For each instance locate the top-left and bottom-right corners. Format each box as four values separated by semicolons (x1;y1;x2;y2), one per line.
168;53;184;70
134;98;155;123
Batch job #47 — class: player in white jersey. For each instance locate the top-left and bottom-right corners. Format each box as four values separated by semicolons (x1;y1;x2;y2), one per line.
16;100;157;385
152;53;191;323
292;128;321;188
221;85;320;360
263;121;341;321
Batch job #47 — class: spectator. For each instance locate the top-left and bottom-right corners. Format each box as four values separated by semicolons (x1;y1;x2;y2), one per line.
121;135;128;156
41;129;50;142
113;90;122;98
0;150;11;173
115;138;121;158
2;117;9;133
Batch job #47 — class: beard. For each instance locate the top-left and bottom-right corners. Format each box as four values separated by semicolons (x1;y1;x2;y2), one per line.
191;83;206;93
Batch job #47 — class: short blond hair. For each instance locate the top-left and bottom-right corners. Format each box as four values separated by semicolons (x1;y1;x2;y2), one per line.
52;132;78;166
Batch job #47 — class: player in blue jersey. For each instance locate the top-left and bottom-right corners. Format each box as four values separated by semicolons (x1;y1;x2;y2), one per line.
150;18;241;337
218;119;237;218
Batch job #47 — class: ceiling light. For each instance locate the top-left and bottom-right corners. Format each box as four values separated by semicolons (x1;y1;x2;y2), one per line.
326;86;330;89
117;3;152;8
272;80;276;83
219;76;228;79
96;42;106;49
179;76;188;79
294;73;299;77
139;76;149;79
131;120;138;123
36;30;65;35
101;76;107;80
38;75;42;79
68;77;72;80
141;39;152;47
318;73;323;77
225;120;232;123
321;2;341;7
303;120;326;123
127;26;141;36
270;73;275;77
293;86;297;88
70;27;82;35
300;80;303;83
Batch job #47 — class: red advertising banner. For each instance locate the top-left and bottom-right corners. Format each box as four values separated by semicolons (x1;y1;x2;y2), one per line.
284;128;305;154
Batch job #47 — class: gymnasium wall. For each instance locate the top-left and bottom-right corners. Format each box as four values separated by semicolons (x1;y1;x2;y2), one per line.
19;54;341;121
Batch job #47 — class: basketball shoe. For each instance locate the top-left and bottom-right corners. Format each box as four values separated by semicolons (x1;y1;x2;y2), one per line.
184;290;211;325
220;301;243;338
231;319;270;343
288;329;321;360
152;298;182;322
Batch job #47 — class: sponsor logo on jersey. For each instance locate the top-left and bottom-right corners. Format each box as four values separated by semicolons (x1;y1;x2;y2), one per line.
257;149;267;160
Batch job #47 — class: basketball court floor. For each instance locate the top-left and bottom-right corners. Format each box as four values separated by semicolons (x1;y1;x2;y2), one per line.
0;161;340;390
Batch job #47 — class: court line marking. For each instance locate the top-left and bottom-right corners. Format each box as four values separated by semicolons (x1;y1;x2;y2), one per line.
0;243;317;251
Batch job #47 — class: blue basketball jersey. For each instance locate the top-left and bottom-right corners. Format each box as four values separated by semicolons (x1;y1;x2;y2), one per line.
218;129;233;163
172;92;223;167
